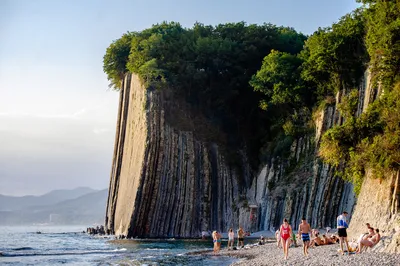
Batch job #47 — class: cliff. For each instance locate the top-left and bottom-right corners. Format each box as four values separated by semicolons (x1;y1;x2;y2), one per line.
105;74;252;237
105;73;363;238
349;171;400;253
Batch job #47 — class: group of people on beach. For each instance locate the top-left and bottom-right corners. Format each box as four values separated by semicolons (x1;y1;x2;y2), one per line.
275;211;381;259
212;210;382;259
212;227;246;254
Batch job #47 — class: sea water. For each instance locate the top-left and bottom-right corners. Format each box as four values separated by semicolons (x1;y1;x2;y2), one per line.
0;226;238;265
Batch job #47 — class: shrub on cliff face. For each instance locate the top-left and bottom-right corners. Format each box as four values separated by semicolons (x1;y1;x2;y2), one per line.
320;83;400;195
103;32;137;90
318;1;400;195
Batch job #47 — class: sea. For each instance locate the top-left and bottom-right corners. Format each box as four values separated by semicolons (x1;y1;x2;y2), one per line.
0;226;239;265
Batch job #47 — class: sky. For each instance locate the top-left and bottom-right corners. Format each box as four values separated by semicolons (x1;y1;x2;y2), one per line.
0;0;360;196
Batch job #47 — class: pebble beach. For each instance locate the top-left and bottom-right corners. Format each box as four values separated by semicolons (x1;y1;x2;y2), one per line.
201;241;400;266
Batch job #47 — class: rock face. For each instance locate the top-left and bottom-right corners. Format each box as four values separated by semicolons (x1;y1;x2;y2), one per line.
247;135;355;231
105;74;251;237
349;171;400;253
105;70;386;238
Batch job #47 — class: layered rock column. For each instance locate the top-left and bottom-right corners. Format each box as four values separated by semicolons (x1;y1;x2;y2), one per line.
105;74;248;238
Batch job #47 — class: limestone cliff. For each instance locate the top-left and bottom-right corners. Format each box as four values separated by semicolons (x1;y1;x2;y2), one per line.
105;73;363;238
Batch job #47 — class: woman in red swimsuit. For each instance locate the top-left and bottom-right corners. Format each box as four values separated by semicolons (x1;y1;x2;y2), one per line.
280;218;292;260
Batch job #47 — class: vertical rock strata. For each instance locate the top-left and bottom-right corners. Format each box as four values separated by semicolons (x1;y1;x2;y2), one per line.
105;74;247;237
105;70;378;238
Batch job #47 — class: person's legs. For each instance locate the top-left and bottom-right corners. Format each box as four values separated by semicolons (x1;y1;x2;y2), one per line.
339;237;344;254
281;238;287;258
285;238;290;259
344;237;350;253
305;241;310;256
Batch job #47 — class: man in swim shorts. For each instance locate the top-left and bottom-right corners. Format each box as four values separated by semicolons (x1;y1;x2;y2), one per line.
337;211;350;255
237;227;244;248
298;217;311;256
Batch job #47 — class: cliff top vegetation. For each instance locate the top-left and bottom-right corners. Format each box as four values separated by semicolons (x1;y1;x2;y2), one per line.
103;0;400;194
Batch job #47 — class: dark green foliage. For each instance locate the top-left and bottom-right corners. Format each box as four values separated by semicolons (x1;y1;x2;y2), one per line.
318;1;400;195
301;9;368;99
102;1;400;193
103;32;137;89
320;83;400;195
103;21;307;166
362;0;400;90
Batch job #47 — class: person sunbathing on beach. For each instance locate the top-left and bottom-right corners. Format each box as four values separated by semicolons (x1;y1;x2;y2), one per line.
330;235;339;243
311;229;319;237
356;227;375;252
322;234;335;245
298;217;311;256
357;229;380;253
310;233;323;247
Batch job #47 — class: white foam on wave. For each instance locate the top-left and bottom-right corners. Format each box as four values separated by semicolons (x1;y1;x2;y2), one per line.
112;248;127;252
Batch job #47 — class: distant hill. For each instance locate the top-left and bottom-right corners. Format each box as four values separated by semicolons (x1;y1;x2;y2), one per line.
0;188;108;225
0;187;96;211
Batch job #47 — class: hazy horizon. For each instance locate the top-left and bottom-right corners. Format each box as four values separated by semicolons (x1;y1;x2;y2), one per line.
0;186;108;197
0;0;360;196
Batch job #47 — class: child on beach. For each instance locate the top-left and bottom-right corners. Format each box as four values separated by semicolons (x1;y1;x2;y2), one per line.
280;218;292;260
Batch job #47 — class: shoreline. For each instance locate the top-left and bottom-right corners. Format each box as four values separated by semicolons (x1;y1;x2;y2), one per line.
192;242;400;266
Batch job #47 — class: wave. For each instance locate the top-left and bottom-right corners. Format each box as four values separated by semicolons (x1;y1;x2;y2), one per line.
12;247;34;251
0;249;127;257
112;248;127;252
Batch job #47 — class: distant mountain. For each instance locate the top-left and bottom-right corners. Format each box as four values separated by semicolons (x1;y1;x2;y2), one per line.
0;187;96;211
0;189;108;225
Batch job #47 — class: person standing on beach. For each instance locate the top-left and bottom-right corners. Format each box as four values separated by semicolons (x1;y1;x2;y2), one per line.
298;217;311;256
337;211;350;255
275;229;282;248
212;231;222;255
237;227;244;248
280;218;292;260
228;228;234;250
